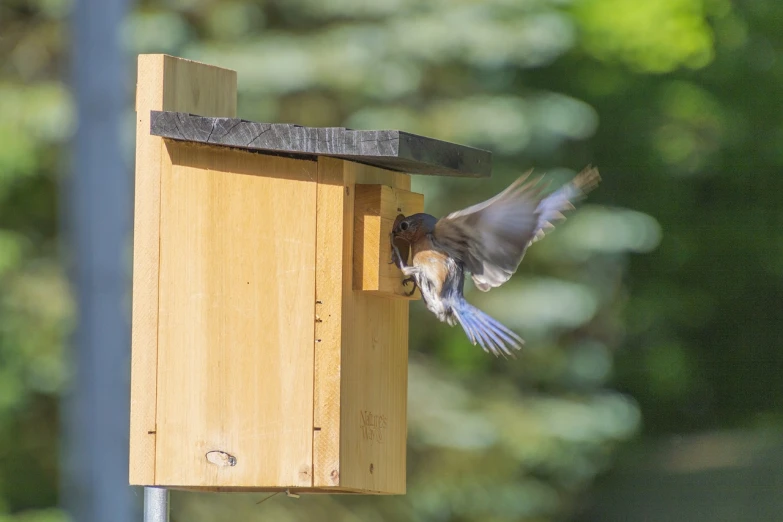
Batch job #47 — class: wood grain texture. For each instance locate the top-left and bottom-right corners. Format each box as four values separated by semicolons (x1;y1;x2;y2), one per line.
313;157;346;487
154;141;317;488
340;162;410;494
312;159;410;494
163;485;385;493
150;110;492;178
353;184;424;298
134;54;409;493
130;54;237;485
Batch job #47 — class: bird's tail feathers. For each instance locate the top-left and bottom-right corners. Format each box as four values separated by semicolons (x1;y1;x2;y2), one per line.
452;299;524;357
531;166;600;244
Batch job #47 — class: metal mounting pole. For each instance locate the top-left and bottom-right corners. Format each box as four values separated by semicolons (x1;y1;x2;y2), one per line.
143;487;170;522
64;0;134;520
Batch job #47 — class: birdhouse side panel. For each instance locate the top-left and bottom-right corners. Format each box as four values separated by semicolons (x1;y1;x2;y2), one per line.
154;142;318;489
130;53;237;485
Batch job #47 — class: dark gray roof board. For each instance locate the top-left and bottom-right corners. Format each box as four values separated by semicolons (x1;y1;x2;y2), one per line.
150;110;491;178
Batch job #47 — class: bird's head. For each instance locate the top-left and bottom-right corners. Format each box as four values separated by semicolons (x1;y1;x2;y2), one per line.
391;213;437;242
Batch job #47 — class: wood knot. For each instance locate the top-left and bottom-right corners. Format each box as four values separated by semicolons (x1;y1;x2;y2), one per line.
369;463;374;474
330;469;339;483
205;450;237;467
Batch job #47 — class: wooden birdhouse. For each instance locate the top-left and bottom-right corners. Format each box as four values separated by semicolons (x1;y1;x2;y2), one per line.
128;54;491;495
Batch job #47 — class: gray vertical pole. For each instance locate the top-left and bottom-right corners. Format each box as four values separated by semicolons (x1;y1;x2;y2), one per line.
144;488;170;522
63;0;136;521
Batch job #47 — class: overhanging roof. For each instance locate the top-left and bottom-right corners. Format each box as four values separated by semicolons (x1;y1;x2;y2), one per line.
150;111;491;178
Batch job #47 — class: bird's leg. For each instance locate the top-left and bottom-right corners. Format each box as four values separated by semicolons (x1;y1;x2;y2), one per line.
398;264;418;296
401;276;418;296
391;236;418;295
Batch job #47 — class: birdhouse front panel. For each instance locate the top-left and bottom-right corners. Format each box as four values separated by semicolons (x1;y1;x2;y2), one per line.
312;158;411;494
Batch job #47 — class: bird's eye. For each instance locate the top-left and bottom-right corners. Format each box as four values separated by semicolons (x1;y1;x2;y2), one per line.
400;221;409;231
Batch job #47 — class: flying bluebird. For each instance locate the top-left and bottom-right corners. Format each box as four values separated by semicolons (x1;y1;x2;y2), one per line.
390;166;601;357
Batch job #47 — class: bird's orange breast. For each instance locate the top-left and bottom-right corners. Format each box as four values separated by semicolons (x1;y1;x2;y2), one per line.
411;237;451;297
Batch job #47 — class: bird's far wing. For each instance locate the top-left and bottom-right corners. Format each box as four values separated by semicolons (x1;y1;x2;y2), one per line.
434;166;600;292
528;166;601;247
433;170;544;291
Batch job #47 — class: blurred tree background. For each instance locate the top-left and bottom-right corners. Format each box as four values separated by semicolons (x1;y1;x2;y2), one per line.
1;0;782;520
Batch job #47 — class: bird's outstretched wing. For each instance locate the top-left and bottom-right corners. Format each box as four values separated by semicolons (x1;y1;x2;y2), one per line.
433;166;601;291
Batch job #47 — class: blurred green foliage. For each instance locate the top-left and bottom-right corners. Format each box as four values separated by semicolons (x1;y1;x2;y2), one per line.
1;0;781;520
0;1;71;520
571;0;719;72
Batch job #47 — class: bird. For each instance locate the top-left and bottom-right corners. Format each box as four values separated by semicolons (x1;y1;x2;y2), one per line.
390;166;601;357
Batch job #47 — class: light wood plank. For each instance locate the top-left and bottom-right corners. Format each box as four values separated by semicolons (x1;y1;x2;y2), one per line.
313;157;348;487
313;160;411;493
130;54;237;485
342;162;410;494
158;55;237;115
154;142;317;488
162;485;382;493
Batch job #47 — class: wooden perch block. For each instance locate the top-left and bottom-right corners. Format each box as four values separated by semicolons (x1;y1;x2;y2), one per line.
354;185;424;299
